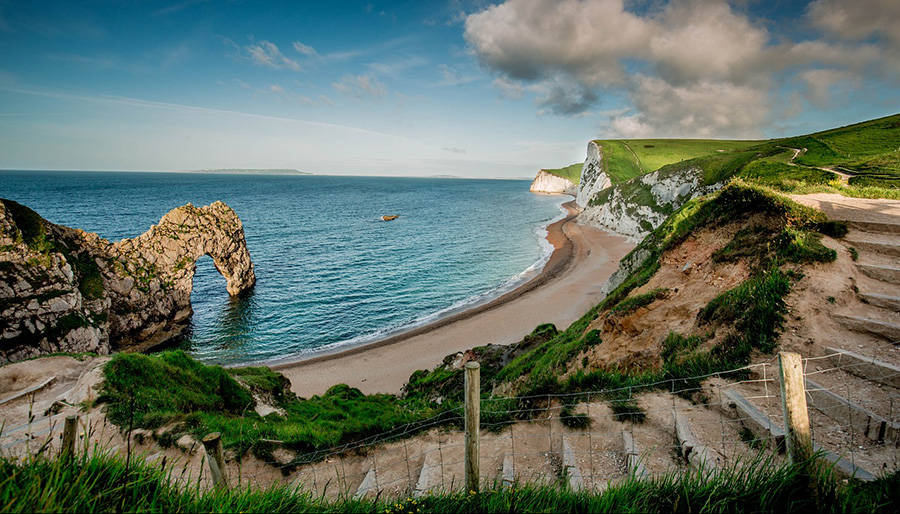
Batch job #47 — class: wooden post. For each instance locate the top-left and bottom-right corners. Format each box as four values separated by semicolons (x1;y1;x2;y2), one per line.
201;432;229;490
60;415;77;457
779;352;812;464
464;361;480;493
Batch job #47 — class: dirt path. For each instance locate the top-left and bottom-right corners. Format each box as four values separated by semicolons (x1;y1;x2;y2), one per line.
782;146;852;184
621;141;644;175
790;193;900;224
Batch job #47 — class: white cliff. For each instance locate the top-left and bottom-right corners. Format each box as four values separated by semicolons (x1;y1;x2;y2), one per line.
529;170;576;194
575;141;612;208
574;142;720;240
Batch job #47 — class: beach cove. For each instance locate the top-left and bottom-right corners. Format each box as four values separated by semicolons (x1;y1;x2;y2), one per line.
275;202;634;397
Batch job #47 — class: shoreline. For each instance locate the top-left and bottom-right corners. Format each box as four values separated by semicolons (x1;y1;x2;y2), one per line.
275;200;635;398
269;200;579;370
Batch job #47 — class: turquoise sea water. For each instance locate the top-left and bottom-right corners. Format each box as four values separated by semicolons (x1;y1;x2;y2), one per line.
1;171;565;365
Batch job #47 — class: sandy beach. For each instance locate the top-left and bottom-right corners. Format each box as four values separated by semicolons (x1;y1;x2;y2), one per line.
275;201;634;398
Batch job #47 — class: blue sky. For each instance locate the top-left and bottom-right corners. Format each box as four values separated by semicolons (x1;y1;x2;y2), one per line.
0;0;898;178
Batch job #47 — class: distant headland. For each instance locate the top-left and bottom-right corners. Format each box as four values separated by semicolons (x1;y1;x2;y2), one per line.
176;168;312;175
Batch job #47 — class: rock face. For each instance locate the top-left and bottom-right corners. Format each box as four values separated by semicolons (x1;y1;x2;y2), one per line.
574;142;719;240
529;170;576;195
0;199;255;363
575;141;611;208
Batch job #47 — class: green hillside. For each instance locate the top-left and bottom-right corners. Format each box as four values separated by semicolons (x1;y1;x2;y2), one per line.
611;113;900;199
542;162;583;185
589;139;758;184
565;114;900;193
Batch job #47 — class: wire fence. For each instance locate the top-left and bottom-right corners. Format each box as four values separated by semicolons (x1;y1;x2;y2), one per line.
3;341;900;498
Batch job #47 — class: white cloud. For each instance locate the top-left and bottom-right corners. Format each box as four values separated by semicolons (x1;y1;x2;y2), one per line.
332;73;387;100
463;0;900;138
616;75;771;138
798;68;860;106
464;0;650;87
648;0;770;83
532;74;599;116
292;40;318;56
807;0;900;43
245;40;300;71
609;114;653;139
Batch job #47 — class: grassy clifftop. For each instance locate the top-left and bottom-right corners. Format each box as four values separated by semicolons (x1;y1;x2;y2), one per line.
586;113;900;189
540;162;583;185
591;139;758;184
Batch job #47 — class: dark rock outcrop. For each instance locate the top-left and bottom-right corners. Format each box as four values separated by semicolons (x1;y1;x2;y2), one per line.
0;199;255;363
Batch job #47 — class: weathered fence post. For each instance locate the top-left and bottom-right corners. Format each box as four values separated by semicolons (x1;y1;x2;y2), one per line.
779;352;812;464
60;415;77;458
464;361;480;493
201;432;230;490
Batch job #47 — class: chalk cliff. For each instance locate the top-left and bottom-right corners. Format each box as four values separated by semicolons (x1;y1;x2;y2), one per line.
529;170;576;194
575;141;612;208
0;199;255;363
574;143;717;240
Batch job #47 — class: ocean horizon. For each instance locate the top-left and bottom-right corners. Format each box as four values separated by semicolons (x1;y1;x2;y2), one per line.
1;170;566;365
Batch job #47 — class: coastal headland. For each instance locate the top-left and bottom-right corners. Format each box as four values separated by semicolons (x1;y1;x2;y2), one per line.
274;201;634;397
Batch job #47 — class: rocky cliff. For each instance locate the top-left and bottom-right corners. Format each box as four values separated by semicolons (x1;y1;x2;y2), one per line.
529;170;576;194
0;199;255;363
575;141;611;208
574;143;717;240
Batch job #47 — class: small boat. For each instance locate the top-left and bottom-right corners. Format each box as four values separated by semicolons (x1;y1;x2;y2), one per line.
381;215;399;221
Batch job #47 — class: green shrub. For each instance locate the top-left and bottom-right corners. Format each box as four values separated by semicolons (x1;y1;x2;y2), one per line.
559;404;592;430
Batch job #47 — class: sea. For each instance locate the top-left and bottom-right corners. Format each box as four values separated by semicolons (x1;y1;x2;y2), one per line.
1;170;566;366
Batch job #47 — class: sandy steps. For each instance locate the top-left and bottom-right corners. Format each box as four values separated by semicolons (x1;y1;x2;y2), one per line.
846;220;900;236
805;378;899;443
858;264;900;286
834;314;900;343
826;347;900;389
845;238;900;259
719;387;876;480
859;293;900;313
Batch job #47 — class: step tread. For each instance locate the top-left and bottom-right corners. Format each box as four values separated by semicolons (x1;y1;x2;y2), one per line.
857;263;900;286
843;232;900;249
833;314;900;340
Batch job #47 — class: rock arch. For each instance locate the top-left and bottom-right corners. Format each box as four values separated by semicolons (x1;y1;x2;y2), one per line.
1;199;255;362
105;201;256;348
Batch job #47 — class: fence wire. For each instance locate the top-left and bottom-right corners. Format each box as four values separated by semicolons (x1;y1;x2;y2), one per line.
3;341;900;497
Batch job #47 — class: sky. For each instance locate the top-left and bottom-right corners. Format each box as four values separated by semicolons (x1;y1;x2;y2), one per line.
0;0;898;178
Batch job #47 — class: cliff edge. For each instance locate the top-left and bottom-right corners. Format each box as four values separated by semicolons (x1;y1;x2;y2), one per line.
0;199;255;363
530;170;577;195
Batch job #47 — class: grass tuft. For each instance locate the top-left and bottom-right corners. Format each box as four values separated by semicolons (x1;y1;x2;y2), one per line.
8;444;894;513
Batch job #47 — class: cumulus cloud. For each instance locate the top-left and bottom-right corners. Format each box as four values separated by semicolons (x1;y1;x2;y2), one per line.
464;0;650;86
533;76;599;116
464;0;900;138
616;75;772;138
332;73;387;100
807;0;900;43
798;68;860;106
648;0;770;84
